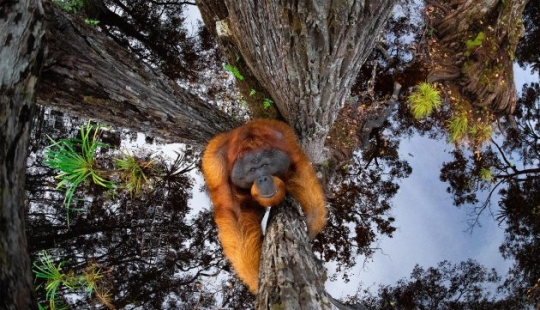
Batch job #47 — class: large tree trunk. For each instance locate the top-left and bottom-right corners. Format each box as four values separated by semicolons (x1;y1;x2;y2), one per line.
197;0;396;163
256;198;332;309
37;2;239;146
257;198;364;310
427;0;529;114
0;0;45;308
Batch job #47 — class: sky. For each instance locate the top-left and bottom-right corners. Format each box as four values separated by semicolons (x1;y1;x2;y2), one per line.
326;135;511;297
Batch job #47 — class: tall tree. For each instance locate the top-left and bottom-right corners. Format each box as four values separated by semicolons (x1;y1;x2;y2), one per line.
426;0;530;114
0;0;45;308
38;2;236;145
361;260;523;309
197;0;396;162
195;1;398;304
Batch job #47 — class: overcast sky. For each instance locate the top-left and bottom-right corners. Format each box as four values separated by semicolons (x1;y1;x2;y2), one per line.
326;135;511;297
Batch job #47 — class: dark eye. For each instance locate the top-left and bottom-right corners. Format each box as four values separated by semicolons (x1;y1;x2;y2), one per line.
263;164;268;167
250;168;256;172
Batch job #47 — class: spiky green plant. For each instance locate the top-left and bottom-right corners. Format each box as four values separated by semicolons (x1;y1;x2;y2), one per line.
263;98;273;110
480;167;494;182
33;252;107;309
33;251;68;309
44;122;113;225
115;153;153;196
448;113;469;143
471;121;493;144
408;82;443;119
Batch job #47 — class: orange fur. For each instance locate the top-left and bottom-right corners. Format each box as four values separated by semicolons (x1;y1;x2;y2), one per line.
201;119;327;293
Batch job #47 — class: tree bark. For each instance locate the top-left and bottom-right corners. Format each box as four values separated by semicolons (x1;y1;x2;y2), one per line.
256;197;333;309
197;0;397;163
37;2;239;146
0;0;45;308
427;0;530;114
257;198;365;310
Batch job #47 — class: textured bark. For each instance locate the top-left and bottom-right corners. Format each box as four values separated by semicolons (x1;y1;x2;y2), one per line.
256;197;333;309
256;198;365;309
428;0;529;114
0;0;45;309
38;2;239;146
197;0;396;163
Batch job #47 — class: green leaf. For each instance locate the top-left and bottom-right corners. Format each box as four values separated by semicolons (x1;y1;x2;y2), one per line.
223;63;244;80
263;98;273;110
